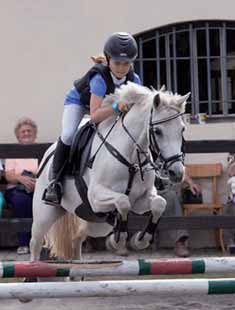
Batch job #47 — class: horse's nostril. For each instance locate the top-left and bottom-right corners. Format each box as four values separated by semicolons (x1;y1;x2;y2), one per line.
169;169;183;183
168;170;176;178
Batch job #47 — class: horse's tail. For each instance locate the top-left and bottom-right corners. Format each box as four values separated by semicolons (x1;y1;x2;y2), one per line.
35;143;88;260
45;213;86;260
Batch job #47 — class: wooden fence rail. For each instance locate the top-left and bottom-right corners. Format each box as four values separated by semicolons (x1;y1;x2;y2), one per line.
0;139;235;161
0;215;235;233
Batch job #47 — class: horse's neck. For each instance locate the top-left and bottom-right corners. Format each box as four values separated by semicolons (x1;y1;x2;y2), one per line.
126;105;150;160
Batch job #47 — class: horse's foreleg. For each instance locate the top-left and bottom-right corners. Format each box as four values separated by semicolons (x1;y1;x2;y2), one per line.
130;187;166;250
88;183;131;255
150;191;166;224
142;188;166;242
88;183;130;214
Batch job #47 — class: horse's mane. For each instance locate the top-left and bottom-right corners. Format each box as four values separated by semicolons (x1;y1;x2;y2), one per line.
102;82;186;113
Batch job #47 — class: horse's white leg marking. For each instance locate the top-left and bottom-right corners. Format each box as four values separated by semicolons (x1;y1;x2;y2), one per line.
30;202;65;262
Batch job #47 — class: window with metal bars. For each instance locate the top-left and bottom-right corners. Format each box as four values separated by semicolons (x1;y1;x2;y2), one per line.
134;21;235;120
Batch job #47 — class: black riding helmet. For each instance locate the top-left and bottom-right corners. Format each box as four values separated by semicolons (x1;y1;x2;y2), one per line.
104;32;138;62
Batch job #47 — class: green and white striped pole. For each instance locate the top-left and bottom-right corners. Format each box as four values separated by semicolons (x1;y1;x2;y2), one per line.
1;257;235;278
0;278;235;299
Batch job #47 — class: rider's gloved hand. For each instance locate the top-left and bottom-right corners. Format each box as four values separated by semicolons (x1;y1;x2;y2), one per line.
112;101;129;114
118;101;129;113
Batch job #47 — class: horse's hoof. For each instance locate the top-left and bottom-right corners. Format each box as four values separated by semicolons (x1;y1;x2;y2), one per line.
115;248;129;256
105;235;116;251
105;233;128;256
19;297;33;303
129;231;151;251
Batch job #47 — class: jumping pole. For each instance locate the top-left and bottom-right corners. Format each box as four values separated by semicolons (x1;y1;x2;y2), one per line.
1;257;235;278
0;278;235;299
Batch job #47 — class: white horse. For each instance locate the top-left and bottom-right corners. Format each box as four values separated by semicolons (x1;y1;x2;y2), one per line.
30;82;189;261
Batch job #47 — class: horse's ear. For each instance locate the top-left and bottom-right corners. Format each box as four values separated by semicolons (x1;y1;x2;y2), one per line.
160;85;166;92
228;153;235;164
177;92;191;105
153;93;160;108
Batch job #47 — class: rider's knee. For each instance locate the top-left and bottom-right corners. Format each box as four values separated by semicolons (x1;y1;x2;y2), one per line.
61;128;76;145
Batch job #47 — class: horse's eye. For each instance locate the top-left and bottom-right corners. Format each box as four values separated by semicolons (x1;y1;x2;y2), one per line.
182;127;185;133
154;128;162;136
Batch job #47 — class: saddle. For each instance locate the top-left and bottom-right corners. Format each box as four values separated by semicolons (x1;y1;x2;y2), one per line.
69;121;114;224
69;121;96;176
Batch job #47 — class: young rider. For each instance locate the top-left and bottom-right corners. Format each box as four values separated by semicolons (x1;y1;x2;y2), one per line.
44;32;141;205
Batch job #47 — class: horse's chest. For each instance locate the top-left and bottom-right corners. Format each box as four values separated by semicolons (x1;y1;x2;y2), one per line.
128;173;152;197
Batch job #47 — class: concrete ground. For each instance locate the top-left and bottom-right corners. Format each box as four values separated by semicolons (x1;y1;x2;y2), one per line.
0;248;235;310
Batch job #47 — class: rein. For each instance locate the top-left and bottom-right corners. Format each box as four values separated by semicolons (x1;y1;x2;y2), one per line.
87;113;122;168
95;116;149;195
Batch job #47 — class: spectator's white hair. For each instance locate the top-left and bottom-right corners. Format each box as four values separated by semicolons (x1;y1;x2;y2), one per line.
14;117;38;137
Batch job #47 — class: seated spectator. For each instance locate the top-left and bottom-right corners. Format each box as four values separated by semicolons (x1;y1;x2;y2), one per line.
156;169;201;257
5;117;38;255
0;160;3;176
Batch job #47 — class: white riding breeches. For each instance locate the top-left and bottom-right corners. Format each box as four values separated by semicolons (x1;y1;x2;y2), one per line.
61;104;88;145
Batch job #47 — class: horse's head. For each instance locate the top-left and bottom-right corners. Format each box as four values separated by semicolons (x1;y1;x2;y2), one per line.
149;89;190;183
102;82;189;184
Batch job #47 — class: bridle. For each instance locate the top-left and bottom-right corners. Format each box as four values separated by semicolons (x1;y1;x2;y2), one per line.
93;108;185;194
149;108;185;171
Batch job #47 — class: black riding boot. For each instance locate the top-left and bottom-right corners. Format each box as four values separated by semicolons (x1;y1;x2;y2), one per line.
43;138;70;205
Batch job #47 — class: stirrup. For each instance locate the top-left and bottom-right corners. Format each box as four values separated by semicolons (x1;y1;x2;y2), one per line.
43;180;63;205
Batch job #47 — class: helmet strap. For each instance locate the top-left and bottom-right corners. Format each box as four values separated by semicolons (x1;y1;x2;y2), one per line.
110;71;126;85
105;54;111;66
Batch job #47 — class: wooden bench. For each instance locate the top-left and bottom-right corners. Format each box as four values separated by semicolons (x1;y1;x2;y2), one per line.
183;163;225;252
